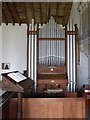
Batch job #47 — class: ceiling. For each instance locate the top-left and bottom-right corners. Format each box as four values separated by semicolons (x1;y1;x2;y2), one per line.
2;2;72;26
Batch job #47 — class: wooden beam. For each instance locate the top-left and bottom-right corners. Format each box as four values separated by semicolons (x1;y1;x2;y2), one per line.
6;2;15;25
0;2;1;25
62;3;68;26
63;2;72;26
46;3;50;22
2;10;8;25
31;3;35;21
21;3;29;24
12;3;21;25
39;3;42;25
56;3;59;23
53;15;64;19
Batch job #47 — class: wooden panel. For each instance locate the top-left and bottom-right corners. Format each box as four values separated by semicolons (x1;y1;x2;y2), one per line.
38;65;67;74
2;100;9;119
38;79;68;93
67;92;77;97
38;65;67;93
2;75;24;92
9;98;86;118
22;98;47;118
38;79;68;85
38;73;67;79
82;93;90;107
9;98;17;118
63;100;85;118
47;102;63;118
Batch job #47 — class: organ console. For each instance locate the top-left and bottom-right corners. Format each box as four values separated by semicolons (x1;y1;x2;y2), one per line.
37;65;68;95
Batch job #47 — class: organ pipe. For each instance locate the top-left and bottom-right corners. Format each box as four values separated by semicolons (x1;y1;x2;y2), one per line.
67;35;70;91
73;35;76;91
28;24;31;78
31;19;34;80
39;17;65;67
34;24;37;85
67;19;76;92
28;19;37;86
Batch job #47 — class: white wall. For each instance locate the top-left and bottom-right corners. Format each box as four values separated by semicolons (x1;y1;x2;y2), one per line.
69;2;89;88
0;26;2;80
77;53;88;87
2;23;27;74
70;2;81;31
0;26;2;120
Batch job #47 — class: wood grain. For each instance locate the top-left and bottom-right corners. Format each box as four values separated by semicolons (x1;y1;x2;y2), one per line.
9;98;86;118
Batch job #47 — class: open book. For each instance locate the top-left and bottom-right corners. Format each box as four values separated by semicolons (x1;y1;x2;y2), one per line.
7;72;27;83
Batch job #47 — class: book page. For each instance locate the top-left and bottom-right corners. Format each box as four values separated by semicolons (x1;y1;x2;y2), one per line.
0;89;6;96
7;72;27;82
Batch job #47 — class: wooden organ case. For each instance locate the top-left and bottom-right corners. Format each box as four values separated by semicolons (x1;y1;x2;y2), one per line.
37;17;68;94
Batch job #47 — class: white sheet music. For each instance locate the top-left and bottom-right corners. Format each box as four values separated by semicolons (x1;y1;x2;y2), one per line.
7;72;27;82
0;89;6;96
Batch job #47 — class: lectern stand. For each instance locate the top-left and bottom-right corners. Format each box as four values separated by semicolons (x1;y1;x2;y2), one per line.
1;71;34;119
17;92;22;119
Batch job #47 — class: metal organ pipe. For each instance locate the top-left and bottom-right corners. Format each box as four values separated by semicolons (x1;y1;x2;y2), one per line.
50;19;52;66
39;28;42;65
70;35;73;92
31;19;34;80
28;19;38;87
34;24;37;85
38;17;65;67
67;20;71;92
73;27;76;92
72;20;74;92
67;20;71;91
51;19;54;66
67;35;70;91
73;26;76;92
28;24;31;78
46;23;48;66
67;19;76;92
57;26;60;66
70;19;73;92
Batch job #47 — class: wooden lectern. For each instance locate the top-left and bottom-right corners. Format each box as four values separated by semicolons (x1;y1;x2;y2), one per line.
1;71;34;119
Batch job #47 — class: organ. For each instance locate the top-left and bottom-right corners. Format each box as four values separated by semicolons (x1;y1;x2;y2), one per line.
1;2;88;119
1;17;86;119
27;17;77;93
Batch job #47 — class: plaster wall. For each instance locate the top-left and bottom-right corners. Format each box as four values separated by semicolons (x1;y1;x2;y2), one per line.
2;24;27;74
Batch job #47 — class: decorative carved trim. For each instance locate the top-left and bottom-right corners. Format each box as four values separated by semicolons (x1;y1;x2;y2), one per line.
67;31;77;35
28;31;38;35
38;38;66;41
